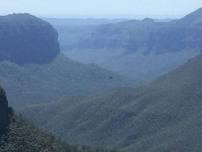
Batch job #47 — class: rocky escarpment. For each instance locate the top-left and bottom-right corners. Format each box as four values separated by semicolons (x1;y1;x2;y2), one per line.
0;86;9;134
0;13;60;65
59;8;202;54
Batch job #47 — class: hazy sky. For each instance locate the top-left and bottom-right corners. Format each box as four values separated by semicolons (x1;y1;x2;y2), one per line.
0;0;202;18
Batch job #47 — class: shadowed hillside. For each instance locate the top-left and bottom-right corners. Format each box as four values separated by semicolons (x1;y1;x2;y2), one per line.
22;53;202;152
0;86;9;136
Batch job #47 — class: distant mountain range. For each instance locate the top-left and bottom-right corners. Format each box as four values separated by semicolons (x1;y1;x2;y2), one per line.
22;53;202;152
45;18;126;26
55;8;202;81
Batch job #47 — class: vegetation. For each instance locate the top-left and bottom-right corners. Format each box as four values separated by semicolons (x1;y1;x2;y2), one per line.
0;113;119;152
22;54;202;152
0;54;133;108
0;84;118;152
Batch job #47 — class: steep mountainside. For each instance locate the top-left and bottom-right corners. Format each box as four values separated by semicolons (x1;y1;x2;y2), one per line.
0;86;9;135
1;115;80;152
0;87;117;152
0;13;60;65
58;8;202;81
22;53;202;152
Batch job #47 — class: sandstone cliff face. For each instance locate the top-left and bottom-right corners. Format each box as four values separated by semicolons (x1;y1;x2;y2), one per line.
0;86;8;133
0;13;60;65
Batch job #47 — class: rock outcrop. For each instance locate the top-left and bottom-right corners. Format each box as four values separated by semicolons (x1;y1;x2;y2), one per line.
0;86;9;134
0;13;60;65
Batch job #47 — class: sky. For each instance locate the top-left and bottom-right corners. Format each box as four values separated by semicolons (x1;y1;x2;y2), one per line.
0;0;202;19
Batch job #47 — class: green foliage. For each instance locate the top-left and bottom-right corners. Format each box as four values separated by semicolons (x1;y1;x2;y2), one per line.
0;114;119;152
22;54;202;152
0;54;133;109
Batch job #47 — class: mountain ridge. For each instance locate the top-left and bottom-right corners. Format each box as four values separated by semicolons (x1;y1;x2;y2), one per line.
180;7;202;25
